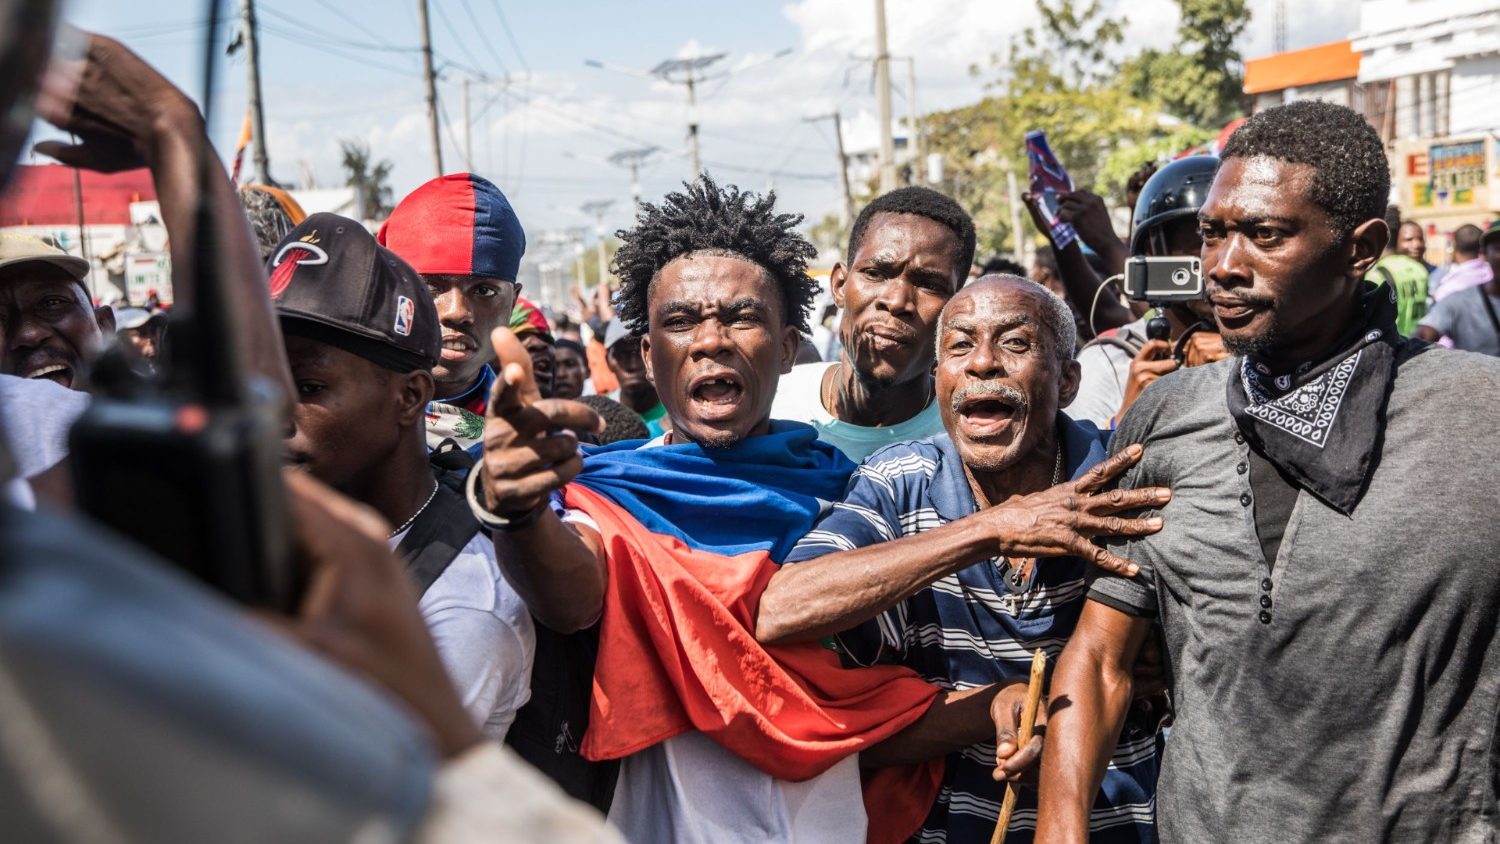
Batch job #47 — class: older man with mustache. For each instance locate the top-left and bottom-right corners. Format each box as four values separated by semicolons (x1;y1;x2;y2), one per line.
757;274;1169;843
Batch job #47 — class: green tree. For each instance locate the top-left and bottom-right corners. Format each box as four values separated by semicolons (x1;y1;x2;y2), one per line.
1122;0;1250;126
923;0;1155;256
339;140;394;221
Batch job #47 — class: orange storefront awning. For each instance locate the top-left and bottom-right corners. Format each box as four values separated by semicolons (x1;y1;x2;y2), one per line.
1243;40;1361;95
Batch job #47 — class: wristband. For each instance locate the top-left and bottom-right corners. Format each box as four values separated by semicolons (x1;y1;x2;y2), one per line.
465;464;548;532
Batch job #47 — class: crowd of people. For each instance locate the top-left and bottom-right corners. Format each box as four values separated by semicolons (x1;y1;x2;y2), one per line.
3;16;1500;844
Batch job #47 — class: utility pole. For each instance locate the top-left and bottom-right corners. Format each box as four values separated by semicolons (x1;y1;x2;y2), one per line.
609;148;657;216
873;0;897;193
585;54;731;183
1006;167;1028;265
805;112;854;230
651;56;727;181
903;57;921;185
71;164;92;298
581;200;614;289
462;76;473;172
417;0;443;177
239;0;272;185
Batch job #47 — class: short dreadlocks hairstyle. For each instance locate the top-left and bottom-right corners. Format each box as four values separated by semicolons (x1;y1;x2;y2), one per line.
1219;101;1390;238
847;186;977;276
611;175;819;335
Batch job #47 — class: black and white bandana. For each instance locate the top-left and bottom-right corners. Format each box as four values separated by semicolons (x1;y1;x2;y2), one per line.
1226;283;1399;515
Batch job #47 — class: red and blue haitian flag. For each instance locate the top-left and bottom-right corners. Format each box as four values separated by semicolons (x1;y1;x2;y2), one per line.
565;423;943;844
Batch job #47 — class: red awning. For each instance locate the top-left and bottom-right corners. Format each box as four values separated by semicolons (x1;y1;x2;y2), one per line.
0;164;157;227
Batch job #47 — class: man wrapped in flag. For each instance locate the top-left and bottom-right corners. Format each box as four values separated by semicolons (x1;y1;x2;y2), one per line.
469;178;1024;843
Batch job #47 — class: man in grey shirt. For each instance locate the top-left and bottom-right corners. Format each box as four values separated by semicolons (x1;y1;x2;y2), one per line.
1415;220;1500;356
1037;101;1500;843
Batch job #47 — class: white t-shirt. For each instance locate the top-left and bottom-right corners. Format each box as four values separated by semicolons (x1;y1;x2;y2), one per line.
0;375;91;509
389;527;536;740
770;362;944;464
607;730;866;844
1066;317;1147;430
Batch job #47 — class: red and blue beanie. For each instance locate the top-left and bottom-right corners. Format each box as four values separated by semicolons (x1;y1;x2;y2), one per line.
378;173;526;281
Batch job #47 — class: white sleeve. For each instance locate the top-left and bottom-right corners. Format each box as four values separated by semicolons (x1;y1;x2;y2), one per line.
1066;344;1129;430
418;743;625;844
419;538;537;741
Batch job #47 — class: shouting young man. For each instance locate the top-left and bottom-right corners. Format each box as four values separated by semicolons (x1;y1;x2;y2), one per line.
472;178;1016;843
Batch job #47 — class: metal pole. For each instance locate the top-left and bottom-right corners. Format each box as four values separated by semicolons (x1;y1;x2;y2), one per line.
71;165;92;300
686;71;702;181
417;0;444;177
905;57;921;185
462;76;473;172
832;112;854;229
1006;167;1028;265
239;0;272;185
873;0;896;193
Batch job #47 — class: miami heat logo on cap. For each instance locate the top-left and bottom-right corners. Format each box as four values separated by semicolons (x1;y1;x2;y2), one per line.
268;231;329;299
394;295;415;336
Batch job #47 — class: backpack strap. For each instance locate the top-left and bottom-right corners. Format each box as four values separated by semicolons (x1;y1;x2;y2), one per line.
395;441;482;596
1081;329;1146;359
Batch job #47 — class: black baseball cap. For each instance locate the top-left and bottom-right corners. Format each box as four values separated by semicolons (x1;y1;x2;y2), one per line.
267;213;440;372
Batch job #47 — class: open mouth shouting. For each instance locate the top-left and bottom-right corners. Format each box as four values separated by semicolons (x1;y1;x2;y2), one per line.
951;384;1028;440
687;369;746;422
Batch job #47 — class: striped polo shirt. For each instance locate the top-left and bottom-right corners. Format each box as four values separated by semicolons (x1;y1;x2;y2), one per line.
785;415;1158;844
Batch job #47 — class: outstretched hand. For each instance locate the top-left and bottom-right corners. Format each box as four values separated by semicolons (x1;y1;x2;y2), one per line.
478;327;604;517
979;444;1169;576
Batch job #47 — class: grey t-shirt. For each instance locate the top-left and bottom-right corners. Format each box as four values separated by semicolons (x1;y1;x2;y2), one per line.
1417;285;1500;355
1089;342;1500;843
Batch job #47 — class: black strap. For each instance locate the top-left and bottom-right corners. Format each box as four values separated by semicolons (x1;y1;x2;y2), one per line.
1480;287;1500;341
395;440;482;595
395;481;480;595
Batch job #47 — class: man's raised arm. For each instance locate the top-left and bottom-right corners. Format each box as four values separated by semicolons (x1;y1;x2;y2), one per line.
1035;600;1153;843
479;328;608;634
755;445;1168;645
36;34;293;404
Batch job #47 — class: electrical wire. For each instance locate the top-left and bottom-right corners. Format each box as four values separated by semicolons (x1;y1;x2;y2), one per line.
432;0;488;79
1091;273;1124;338
489;0;531;74
459;0;512;76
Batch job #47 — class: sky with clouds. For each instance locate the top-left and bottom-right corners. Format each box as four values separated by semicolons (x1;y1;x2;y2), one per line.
36;0;1358;240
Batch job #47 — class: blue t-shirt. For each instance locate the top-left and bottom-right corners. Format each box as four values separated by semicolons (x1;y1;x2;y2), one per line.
785;416;1158;843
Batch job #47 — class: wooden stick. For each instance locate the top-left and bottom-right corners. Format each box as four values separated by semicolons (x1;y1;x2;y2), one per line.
991;648;1047;844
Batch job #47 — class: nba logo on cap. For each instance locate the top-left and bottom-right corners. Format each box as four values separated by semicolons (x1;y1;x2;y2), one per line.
394;295;415;336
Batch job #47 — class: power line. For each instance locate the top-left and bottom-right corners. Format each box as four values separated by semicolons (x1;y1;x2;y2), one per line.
489;0;530;74
257;21;419;75
309;0;411;51
459;0;512;76
257;5;420;54
431;0;488;78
